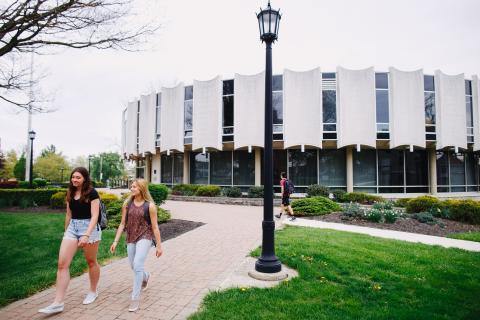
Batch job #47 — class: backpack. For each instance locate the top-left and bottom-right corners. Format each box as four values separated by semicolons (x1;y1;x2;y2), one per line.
284;179;295;195
98;200;108;230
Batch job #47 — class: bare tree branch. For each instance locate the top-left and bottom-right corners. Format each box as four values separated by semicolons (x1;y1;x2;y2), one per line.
0;0;160;110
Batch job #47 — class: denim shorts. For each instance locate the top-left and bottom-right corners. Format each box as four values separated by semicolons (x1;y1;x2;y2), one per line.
63;219;102;243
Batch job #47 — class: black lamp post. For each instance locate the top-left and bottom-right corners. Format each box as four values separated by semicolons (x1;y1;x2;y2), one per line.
255;1;282;274
88;155;93;173
28;130;36;188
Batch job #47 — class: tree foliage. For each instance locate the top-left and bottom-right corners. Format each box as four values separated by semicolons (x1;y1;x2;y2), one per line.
0;150;18;179
34;152;71;181
13;153;26;180
90;152;125;183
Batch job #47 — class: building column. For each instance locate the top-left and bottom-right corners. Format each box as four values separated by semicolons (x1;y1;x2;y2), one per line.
183;151;190;184
346;146;353;193
428;148;437;194
255;148;262;186
145;154;151;183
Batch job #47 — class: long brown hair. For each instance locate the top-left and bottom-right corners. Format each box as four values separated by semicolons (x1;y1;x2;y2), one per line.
66;167;93;203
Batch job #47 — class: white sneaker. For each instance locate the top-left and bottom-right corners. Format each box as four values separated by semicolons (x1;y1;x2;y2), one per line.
128;299;140;312
38;303;64;314
82;291;98;305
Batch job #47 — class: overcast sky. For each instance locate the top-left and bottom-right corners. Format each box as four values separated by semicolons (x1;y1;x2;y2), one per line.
1;0;479;159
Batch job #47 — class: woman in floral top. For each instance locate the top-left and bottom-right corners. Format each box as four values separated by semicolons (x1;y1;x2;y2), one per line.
110;179;162;312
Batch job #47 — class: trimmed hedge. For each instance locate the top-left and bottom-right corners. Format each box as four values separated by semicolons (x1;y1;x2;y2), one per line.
148;183;169;205
341;192;383;204
222;187;242;198
50;191;67;209
171;184;201;196
98;191;119;207
195;185;221;197
248;186;264;198
291;196;341;216
405;196;440;213
0;188;66;207
306;185;330;198
440;199;480;225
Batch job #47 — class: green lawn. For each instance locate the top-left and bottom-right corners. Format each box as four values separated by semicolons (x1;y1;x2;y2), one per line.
0;212;127;307
190;226;480;320
447;231;480;243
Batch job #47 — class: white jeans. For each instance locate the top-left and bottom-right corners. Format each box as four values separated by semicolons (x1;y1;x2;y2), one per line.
127;239;152;300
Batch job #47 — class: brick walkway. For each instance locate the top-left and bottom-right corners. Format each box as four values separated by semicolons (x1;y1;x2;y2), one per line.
0;201;263;320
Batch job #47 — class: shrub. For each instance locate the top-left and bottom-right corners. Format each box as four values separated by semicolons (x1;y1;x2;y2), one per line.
50;191;67;209
406;196;440;213
17;181;38;189
412;212;437;225
0;188;66;206
384;210;399;223
372;201;395;210
19;197;35;208
440;199;480;225
291;196;341;216
395;198;411;208
98;191;119;207
222;187;242;198
332;190;347;202
306;185;330;198
157;207;171;223
92;181;105;188
365;208;383;223
342;192;383;204
106;199;124;217
121;192;131;200
148;184;169;204
341;202;364;219
33;178;47;187
248;186;264;198
0;181;18;189
195;185;221;197
171;184;201;196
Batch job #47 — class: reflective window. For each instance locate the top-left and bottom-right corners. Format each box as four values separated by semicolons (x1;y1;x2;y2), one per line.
233;151;255;185
376;90;389;124
161;154;173;184
425;92;436;124
288;150;317;186
273;92;283;124
375;73;389;89
185;86;193;100
210;152;232;185
223;96;234;127
424;75;435;92
377;150;404;190
450;153;465;191
353;150;376;187
190;152;209;184
466;153;477;190
173;154;183;184
273;75;283;91
318;149;345;187
322;73;336;79
322;90;336;124
436;152;449;191
405;150;428;186
223;80;234;95
155;93;161;135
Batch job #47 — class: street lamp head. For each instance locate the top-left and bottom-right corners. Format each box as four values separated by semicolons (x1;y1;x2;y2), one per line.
28;130;36;140
256;1;281;43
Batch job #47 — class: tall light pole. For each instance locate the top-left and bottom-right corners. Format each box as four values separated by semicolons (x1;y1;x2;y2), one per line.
28;130;36;188
88;155;93;173
255;1;282;273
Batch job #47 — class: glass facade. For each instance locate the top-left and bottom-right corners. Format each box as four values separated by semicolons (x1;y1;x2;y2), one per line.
161;154;173;184
273;75;283;134
353;149;377;192
375;73;389;138
184;86;193;144
210;151;232;185
466;80;474;143
190;152;209;184
405;150;428;193
318;149;346;188
377;150;404;193
424;75;436;141
288;150;317;187
437;151;479;192
233;151;255;185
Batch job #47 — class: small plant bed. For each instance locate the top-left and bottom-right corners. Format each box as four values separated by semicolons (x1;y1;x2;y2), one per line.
304;211;480;238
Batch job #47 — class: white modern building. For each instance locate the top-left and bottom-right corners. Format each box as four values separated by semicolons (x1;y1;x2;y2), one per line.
121;67;480;195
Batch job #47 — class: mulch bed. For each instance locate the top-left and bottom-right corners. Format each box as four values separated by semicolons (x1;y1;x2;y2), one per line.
304;213;480;237
159;219;205;242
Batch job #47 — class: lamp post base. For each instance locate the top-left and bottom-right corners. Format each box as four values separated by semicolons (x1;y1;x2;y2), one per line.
255;257;282;273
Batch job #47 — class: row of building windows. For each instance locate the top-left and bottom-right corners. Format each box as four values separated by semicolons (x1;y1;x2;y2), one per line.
156;149;480;193
151;74;475;145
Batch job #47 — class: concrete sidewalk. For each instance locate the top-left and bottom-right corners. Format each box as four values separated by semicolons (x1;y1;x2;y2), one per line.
284;218;480;252
0;201;264;320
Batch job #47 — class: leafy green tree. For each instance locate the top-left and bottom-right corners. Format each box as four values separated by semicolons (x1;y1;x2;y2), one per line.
90;152;125;183
40;145;57;158
0;150;18;179
34;153;71;182
13;154;26;181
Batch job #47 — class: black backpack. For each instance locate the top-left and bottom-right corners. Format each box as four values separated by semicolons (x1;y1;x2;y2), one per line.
98;200;108;230
284;179;295;195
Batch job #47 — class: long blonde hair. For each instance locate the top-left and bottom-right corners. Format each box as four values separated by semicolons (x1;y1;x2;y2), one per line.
127;179;155;205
